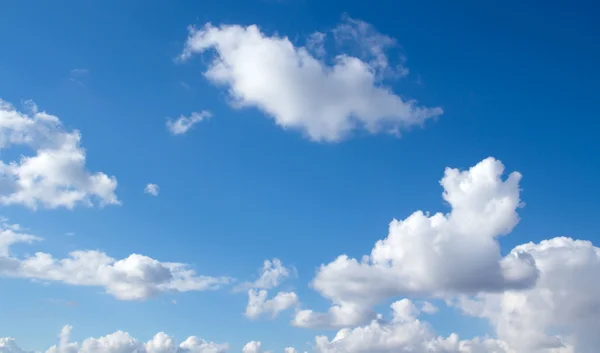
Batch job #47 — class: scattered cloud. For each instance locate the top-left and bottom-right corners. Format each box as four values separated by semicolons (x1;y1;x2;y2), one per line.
166;111;212;135
294;157;537;329
0;338;29;353
70;69;89;76
332;14;408;80
292;303;375;330
242;341;263;353
0;219;232;300
245;289;299;320
180;81;192;90
313;299;513;353
0;220;40;257
420;301;439;315
1;325;229;353
179;16;442;142
145;183;160;196
0;99;119;209
236;258;293;292
239;259;298;320
42;298;79;307
68;69;90;87
305;32;326;58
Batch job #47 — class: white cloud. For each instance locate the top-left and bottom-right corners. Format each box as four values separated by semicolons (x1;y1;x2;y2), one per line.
239;259;298;320
3;325;229;353
456;236;600;352
70;68;89;75
145;183;160;196
294;157;539;329
305;32;326;58
313;299;513;353
331;14;408;80
420;301;439;315
0;99;119;209
179;17;442;142
236;258;293;291
68;69;89;87
0;220;232;300
293;303;376;330
242;341;262;353
0;337;29;353
245;289;299;319
166;111;212;135
0;220;40;257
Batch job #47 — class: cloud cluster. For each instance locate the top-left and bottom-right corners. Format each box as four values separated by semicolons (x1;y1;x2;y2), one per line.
313;299;513;353
0;219;231;300
294;157;538;329
0;99;119;209
180;17;442;142
1;325;228;353
166;111;212;135
241;259;298;320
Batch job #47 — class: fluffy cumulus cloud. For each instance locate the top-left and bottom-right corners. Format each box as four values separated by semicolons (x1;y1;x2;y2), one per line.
240;259;298;320
242;341;263;353
456;237;600;352
0;99;119;209
313;299;513;353
0;219;231;300
0;338;29;353
179;17;442;142
294;157;539;329
245;289;299;320
166;111;212;135
1;325;228;353
145;183;160;196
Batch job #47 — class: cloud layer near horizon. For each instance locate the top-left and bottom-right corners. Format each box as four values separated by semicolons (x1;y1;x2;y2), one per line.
2;157;599;352
0;220;231;300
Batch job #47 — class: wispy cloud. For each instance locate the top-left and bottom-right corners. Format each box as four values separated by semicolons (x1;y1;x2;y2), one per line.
68;68;90;87
166;111;212;135
144;183;160;196
43;298;79;307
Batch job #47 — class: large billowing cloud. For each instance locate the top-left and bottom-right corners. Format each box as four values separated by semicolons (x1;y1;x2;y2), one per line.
0;219;231;300
1;325;228;353
0;99;119;209
294;157;539;329
456;237;600;352
179;17;442;142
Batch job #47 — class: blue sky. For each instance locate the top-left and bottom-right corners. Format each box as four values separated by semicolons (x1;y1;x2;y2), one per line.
0;1;599;353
